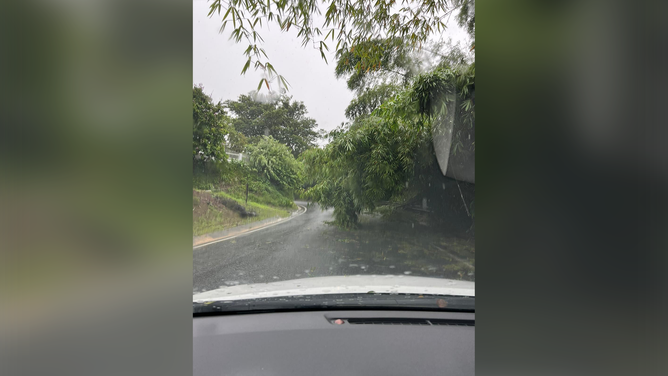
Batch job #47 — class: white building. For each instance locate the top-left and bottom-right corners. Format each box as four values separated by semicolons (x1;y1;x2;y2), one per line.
225;144;248;163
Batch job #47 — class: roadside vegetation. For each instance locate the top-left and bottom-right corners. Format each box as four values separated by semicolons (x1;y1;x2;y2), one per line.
197;0;475;235
193;86;308;235
301;48;475;230
193;189;291;236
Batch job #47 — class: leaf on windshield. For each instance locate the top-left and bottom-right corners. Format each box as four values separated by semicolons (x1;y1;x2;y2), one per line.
436;298;448;308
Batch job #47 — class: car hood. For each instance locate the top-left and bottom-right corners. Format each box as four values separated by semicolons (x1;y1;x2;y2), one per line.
193;275;474;303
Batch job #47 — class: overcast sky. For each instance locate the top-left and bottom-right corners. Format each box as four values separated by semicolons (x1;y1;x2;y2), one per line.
193;0;470;136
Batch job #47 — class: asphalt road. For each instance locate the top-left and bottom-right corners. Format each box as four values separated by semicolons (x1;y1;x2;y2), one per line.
193;201;475;294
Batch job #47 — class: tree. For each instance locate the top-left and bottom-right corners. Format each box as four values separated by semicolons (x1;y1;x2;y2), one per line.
206;0;477;228
302;64;475;228
455;0;475;46
193;85;229;164
304;5;475;227
207;0;474;90
246;136;304;192
344;83;401;121
225;94;319;157
336;36;473;122
226;127;248;152
335;37;416;93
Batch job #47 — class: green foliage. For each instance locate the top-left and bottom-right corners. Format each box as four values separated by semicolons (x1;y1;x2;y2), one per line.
194;190;292;236
193;95;305;212
225;94;319;157
303;63;475;228
302;111;432;229
246;136;304;193
411;63;475;154
207;0;465;90
226;177;296;208
379;63;475;129
203;0;476;228
336;37;473;122
455;0;475;43
344;83;401;121
193;159;227;190
193;159;296;209
214;192;292;220
301;149;362;228
193;85;229;164
412;68;456;118
335;37;414;93
226;127;248;152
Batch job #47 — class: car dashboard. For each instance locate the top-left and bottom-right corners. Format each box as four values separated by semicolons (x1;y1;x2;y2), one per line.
194;309;474;376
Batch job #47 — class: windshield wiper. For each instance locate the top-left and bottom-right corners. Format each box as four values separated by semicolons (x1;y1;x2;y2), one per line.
193;293;474;316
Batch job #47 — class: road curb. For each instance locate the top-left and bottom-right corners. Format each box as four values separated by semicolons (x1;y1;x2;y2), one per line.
193;204;307;249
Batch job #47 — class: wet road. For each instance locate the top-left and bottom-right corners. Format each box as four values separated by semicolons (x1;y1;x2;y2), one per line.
193;202;475;294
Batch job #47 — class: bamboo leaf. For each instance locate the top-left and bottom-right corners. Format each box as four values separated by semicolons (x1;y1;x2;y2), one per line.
241;58;251;74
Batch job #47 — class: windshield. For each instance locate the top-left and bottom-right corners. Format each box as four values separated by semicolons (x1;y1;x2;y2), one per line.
193;0;475;310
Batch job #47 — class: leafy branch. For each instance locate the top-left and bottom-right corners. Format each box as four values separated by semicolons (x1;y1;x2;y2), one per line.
208;0;465;91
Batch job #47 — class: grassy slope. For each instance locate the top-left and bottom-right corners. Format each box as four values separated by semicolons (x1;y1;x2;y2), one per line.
193;190;293;237
193;161;297;236
223;183;297;210
193;191;240;236
215;191;292;221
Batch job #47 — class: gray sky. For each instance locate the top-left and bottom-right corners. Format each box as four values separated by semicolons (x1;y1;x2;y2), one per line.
193;0;470;136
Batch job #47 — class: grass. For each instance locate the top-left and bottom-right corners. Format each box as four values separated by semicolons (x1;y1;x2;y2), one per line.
193;190;293;237
193;161;297;236
214;191;292;220
225;181;297;209
193;161;296;209
193;203;241;236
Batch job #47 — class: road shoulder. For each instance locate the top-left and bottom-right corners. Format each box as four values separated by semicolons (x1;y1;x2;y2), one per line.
193;204;306;249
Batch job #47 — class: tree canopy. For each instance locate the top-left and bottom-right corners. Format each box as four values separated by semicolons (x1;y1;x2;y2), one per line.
335;35;474;122
302;62;475;228
225;94;320;157
193;85;229;164
344;83;401;121
208;0;475;90
335;37;416;93
455;0;475;44
246;136;304;192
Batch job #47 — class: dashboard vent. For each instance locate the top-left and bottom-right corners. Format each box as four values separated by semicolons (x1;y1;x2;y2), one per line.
334;318;474;326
